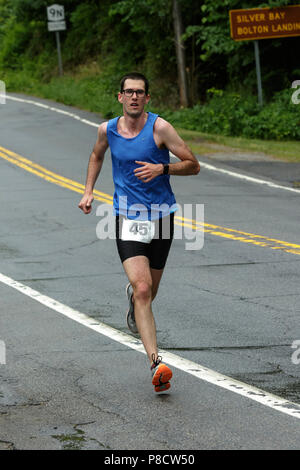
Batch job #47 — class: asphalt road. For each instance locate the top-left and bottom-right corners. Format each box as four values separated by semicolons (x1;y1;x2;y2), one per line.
0;93;300;451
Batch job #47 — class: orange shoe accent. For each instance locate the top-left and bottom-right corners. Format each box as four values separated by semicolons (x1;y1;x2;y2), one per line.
152;363;173;388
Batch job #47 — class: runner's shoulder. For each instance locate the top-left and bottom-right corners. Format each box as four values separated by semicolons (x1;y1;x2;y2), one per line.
154;116;174;136
154;116;177;140
98;121;108;134
97;121;109;141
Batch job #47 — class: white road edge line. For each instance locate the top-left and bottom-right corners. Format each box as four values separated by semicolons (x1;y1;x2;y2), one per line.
181;157;300;194
1;271;300;420
6;94;300;195
5;94;99;128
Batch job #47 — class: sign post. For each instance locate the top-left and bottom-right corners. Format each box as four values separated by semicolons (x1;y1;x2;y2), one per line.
229;5;300;106
254;40;263;106
47;4;66;76
55;30;63;76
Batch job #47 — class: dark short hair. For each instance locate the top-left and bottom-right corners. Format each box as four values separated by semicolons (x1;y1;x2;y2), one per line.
120;72;149;95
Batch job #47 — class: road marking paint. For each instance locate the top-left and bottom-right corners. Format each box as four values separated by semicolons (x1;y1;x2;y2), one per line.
193;158;300;195
6;94;300;195
0;146;113;204
1;145;300;256
4;94;99;128
1;271;300;420
175;215;300;255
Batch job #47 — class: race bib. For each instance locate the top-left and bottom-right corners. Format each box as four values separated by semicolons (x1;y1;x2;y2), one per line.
121;218;155;244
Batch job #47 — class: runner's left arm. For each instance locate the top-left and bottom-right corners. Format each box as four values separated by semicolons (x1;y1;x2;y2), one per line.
134;118;200;182
156;118;200;176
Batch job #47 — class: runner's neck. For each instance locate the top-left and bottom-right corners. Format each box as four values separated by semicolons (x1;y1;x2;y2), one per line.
118;112;148;138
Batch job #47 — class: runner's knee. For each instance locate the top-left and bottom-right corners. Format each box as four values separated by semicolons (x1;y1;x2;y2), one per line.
133;280;152;303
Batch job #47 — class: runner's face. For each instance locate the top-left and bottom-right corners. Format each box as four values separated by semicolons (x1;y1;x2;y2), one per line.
118;79;150;117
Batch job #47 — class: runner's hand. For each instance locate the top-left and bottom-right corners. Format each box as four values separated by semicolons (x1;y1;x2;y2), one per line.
78;193;94;214
134;161;163;183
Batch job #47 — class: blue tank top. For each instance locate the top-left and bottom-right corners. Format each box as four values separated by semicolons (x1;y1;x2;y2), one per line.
107;112;177;220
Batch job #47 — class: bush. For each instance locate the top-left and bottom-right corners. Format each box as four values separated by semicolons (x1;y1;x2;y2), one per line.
160;88;300;141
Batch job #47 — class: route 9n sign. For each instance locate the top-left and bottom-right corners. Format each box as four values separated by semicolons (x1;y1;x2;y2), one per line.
47;4;65;22
47;4;66;32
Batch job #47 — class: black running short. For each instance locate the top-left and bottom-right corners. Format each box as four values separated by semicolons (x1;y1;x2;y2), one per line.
115;213;174;270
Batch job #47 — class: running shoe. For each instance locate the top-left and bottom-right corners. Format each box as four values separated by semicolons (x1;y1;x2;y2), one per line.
126;283;138;334
151;354;172;393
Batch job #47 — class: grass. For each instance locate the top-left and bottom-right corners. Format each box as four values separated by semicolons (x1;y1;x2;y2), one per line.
177;128;300;162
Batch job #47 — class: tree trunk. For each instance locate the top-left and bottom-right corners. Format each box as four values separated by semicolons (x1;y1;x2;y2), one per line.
172;0;189;107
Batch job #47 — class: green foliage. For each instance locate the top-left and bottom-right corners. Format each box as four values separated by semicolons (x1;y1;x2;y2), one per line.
0;21;31;69
242;89;300;140
107;0;175;78
0;0;300;141
161;88;300;140
2;66;121;119
183;0;300;94
186;0;296;59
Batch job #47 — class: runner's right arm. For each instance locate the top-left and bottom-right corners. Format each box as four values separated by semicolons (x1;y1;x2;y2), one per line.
78;122;109;214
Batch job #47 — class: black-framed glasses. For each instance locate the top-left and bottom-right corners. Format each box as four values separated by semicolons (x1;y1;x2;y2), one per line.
122;89;146;98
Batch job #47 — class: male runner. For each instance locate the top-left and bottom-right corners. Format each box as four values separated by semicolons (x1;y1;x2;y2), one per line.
78;72;200;392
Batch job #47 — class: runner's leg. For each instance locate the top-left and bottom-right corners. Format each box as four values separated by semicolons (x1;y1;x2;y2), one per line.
149;214;173;303
122;255;158;364
150;267;164;301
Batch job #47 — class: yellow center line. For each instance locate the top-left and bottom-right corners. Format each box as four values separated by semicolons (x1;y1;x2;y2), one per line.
175;215;300;251
1;145;300;256
0;146;112;204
